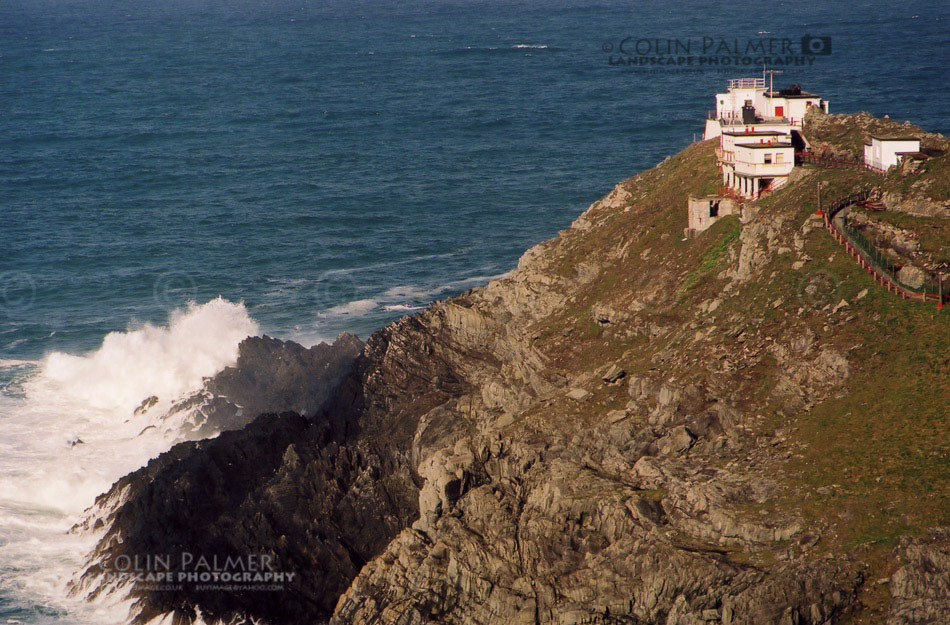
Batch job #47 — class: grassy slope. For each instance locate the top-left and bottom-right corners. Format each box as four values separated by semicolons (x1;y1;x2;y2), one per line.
861;210;950;264
522;126;947;621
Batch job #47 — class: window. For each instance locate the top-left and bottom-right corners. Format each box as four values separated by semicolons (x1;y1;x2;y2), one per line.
709;201;720;217
764;153;772;164
775;152;784;164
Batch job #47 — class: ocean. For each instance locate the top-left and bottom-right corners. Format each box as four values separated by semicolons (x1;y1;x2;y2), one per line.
1;0;947;622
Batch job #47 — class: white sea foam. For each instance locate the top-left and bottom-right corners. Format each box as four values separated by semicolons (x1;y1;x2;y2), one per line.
0;358;34;367
34;297;257;415
0;298;259;623
383;272;511;305
321;298;378;316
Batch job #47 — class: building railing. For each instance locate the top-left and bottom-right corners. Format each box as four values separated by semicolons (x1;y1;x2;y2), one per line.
715;148;734;163
728;77;765;89
717;115;792;127
716;185;744;201
733;160;794;177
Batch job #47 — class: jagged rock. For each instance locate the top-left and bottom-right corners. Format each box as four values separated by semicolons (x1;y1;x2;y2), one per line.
75;120;950;625
133;395;158;415
155;333;364;437
897;265;926;289
567;388;591;401
663;425;695;454
607;409;629;423
207;332;362;416
887;529;950;625
601;364;626;384
883;191;950;218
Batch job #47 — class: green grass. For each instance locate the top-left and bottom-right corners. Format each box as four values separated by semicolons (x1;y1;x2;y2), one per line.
522;112;950;600
860;210;950;264
677;215;740;296
788;302;950;551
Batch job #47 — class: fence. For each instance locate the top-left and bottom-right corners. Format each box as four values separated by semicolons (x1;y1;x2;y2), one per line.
798;152;887;175
822;189;945;305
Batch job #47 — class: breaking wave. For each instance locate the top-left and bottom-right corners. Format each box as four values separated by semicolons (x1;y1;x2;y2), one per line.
0;298;259;623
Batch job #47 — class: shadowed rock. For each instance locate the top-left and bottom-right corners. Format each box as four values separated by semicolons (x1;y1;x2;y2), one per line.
165;332;363;436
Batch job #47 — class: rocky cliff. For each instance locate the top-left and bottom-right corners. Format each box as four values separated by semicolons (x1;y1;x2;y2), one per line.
77;112;949;625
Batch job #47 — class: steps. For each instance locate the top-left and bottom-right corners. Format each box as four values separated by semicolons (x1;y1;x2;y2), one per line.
857;199;886;212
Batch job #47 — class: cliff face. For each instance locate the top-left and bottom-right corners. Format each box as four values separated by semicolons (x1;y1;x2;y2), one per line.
78;113;949;625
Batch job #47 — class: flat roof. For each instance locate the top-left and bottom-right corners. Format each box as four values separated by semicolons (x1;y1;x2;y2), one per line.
869;135;920;142
734;142;793;149
765;92;821;99
722;130;788;136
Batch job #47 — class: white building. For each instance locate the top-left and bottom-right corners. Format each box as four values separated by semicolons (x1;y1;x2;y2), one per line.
703;76;828;200
727;139;795;199
704;77;828;141
864;135;921;172
763;86;826;126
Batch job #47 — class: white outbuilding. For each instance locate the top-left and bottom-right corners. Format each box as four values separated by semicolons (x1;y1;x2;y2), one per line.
863;135;921;172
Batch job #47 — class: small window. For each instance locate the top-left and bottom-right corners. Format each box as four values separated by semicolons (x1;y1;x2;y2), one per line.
764;153;773;164
775;152;784;164
710;201;720;217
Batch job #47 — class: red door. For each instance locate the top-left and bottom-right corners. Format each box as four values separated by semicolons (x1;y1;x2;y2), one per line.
775;105;784;117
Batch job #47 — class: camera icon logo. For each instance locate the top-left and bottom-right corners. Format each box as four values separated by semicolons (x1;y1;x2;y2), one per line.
801;35;832;55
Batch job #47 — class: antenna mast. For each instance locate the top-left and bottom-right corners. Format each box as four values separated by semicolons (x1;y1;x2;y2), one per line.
764;69;783;95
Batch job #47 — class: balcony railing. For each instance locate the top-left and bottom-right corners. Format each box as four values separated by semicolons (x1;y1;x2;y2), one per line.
715;148;734;163
733;160;794;177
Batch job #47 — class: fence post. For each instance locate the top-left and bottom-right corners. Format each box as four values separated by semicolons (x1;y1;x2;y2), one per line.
816;181;823;217
940;273;944;310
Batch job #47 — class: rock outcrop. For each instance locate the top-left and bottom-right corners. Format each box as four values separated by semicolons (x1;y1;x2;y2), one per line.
76;119;950;625
887;529;950;625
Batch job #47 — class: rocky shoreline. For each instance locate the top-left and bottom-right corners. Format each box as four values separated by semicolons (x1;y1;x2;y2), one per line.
74;112;949;625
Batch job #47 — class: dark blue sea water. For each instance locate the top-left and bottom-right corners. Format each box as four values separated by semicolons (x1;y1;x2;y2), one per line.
2;0;947;358
0;1;947;623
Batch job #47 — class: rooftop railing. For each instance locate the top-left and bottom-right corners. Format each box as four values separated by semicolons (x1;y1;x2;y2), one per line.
720;114;792;126
727;77;765;90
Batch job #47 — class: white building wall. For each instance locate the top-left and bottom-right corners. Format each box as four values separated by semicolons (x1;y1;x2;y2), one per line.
864;138;920;170
716;87;765;121
733;145;795;177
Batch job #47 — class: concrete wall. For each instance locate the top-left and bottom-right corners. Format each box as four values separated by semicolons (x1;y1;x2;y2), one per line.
687;196;737;237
